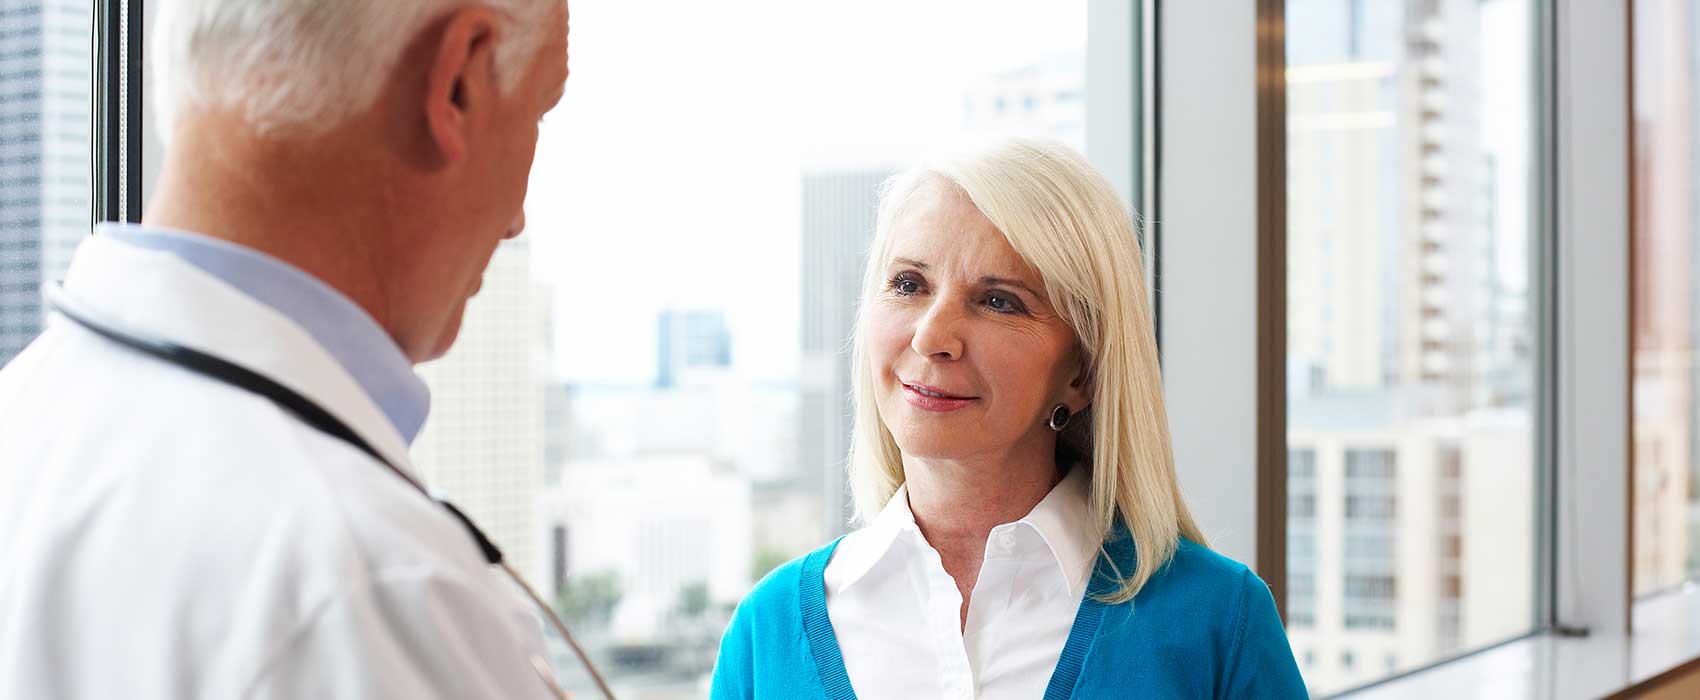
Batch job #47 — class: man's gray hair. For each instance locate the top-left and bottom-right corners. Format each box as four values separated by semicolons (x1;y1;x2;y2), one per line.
153;0;560;141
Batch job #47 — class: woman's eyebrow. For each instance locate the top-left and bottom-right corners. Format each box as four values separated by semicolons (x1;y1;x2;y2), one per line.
891;257;930;269
980;276;1041;297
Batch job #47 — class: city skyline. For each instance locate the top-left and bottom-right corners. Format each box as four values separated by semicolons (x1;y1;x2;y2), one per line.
0;1;91;368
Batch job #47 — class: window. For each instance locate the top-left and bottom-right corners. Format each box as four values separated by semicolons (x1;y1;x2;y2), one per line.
1292;493;1318;519
1288;449;1320;632
66;1;1700;696
0;0;91;367
1631;0;1700;596
403;3;1096;694
1285;0;1538;693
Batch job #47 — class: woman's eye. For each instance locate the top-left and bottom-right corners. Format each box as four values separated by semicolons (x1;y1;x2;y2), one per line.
890;274;923;295
985;292;1021;313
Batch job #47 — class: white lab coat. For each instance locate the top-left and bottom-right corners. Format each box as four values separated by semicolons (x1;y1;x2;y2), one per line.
0;235;556;699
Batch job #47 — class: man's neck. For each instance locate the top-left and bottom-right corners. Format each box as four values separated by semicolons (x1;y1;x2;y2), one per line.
143;114;400;339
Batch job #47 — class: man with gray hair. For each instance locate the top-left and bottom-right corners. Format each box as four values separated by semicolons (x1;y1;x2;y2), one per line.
0;1;574;697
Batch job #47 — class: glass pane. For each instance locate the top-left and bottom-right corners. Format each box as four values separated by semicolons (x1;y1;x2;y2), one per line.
0;1;93;367
407;2;1093;695
1631;0;1700;596
1284;0;1538;693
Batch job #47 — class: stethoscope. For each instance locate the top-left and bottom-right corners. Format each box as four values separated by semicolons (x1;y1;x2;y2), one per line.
45;284;616;700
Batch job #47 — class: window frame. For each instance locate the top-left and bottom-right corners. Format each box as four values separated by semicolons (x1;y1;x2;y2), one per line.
94;0;141;225
1156;0;1610;695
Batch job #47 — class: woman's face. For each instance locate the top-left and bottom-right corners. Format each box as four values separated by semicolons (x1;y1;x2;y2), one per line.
868;179;1088;464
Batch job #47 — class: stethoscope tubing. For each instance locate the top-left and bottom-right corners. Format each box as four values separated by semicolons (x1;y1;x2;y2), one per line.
45;283;616;700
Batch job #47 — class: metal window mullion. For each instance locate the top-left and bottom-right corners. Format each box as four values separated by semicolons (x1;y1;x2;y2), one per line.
1157;0;1271;575
93;0;140;226
123;0;140;222
1552;0;1632;637
94;0;120;223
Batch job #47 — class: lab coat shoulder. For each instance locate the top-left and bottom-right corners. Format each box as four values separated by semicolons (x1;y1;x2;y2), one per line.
0;323;549;699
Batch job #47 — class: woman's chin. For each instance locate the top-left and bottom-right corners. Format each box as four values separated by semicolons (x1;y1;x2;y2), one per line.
890;430;983;463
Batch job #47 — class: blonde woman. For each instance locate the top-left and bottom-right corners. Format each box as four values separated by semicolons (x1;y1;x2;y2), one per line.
712;139;1306;699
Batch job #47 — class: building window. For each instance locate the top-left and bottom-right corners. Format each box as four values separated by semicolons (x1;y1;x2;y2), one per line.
1287;447;1320;631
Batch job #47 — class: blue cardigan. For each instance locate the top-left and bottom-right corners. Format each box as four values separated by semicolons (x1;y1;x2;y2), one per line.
711;532;1308;699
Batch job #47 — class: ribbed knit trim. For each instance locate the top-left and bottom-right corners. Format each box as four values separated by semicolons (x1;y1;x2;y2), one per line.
799;538;857;700
1044;521;1138;699
1042;551;1117;699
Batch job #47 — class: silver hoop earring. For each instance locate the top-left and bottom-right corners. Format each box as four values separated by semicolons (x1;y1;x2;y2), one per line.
1048;404;1072;432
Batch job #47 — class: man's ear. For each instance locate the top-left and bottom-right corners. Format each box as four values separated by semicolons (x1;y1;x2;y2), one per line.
423;9;500;165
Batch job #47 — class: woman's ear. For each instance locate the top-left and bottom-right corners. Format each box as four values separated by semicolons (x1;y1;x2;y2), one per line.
1064;352;1093;413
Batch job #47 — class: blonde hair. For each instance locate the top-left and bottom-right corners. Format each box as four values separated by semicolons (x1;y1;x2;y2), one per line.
153;0;562;141
846;137;1206;603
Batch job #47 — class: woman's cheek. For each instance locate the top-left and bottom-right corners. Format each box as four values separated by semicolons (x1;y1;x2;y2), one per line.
866;304;914;365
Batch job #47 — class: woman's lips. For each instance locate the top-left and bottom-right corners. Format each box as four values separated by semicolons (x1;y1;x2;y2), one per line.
902;382;978;412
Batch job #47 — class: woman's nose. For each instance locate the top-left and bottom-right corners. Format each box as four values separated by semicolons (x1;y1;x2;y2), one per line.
910;300;964;360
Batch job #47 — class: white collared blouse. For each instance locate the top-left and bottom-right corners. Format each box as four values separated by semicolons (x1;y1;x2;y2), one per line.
823;466;1099;700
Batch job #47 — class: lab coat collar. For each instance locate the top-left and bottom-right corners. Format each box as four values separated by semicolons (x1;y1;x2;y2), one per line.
57;233;419;480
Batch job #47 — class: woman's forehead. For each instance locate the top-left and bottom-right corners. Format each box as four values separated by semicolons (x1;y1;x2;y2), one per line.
886;197;1040;283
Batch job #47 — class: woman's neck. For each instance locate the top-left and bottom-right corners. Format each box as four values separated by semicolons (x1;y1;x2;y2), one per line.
902;441;1063;630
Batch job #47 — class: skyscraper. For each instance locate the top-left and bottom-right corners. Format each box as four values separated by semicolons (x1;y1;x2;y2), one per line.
799;169;890;538
656;309;732;389
1285;0;1534;692
413;240;547;582
0;1;92;367
1286;0;1494;406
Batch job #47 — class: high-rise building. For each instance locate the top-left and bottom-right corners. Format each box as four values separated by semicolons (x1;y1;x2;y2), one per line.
413;240;547;582
656;309;732;389
544;381;574;485
1286;0;1535;692
1285;398;1532;691
0;1;92;367
1287;58;1398;395
800;169;890;538
1398;0;1489;415
1287;0;1495;407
